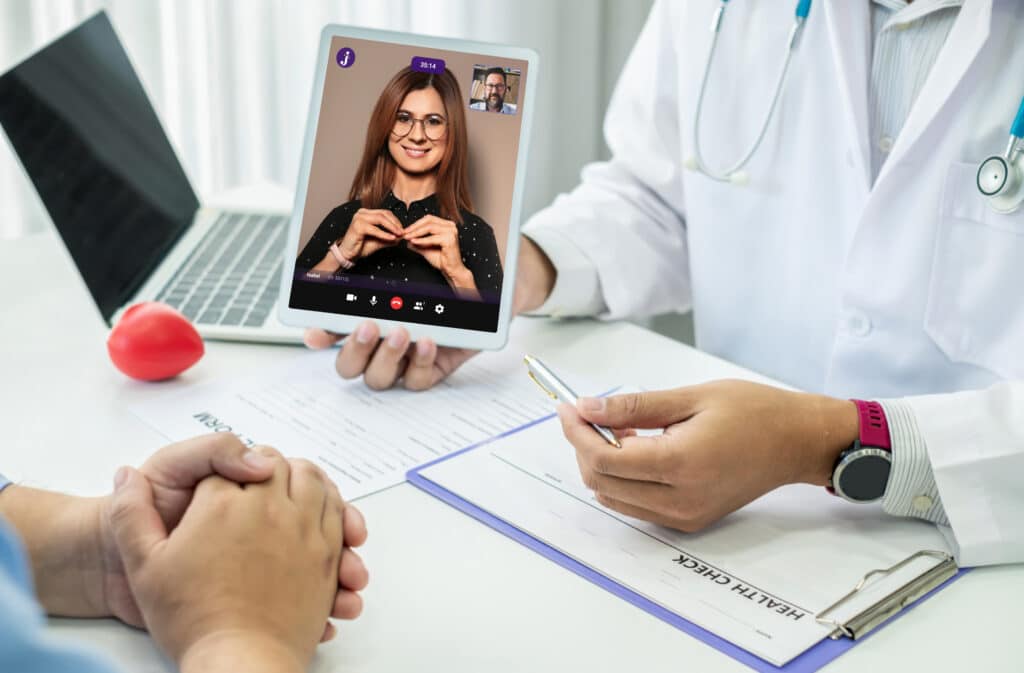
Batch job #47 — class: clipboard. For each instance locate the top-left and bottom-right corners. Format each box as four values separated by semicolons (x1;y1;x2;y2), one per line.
406;413;967;673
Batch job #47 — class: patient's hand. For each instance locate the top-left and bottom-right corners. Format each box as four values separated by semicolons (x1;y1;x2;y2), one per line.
0;434;278;623
109;450;357;673
94;435;367;637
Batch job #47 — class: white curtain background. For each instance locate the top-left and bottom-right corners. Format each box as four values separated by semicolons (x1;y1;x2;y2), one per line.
0;0;653;239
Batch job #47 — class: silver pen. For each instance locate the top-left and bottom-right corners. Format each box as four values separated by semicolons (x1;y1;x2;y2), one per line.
523;354;621;448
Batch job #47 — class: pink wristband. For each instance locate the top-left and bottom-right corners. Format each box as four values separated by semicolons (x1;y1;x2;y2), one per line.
329;243;354;270
852;399;891;450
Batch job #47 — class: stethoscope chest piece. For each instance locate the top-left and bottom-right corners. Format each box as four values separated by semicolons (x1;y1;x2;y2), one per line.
977;152;1024;214
978;95;1024;214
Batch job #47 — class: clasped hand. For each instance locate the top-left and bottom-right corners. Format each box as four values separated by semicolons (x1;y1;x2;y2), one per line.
338;208;471;284
37;434;371;672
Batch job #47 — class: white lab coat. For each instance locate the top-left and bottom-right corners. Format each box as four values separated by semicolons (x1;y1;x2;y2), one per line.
523;0;1024;566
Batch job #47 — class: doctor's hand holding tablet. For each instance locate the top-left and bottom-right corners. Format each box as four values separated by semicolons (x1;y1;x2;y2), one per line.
284;26;538;385
302;236;554;390
286;2;1024;568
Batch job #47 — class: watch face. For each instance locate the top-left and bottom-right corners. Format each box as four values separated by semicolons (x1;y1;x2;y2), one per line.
835;449;892;502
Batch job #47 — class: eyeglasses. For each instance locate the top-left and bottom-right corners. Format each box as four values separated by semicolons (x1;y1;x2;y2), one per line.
392;111;447;141
484;83;506;90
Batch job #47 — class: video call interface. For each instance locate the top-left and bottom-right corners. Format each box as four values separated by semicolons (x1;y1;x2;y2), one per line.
289;37;528;333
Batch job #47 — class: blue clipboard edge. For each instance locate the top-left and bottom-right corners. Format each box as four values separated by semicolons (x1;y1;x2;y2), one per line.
406;413;969;673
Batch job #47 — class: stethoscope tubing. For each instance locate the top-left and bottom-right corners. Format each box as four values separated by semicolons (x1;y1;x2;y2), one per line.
690;1;1023;213
689;2;808;183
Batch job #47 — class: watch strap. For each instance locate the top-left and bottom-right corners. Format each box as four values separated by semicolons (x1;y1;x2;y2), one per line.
853;399;891;451
827;399;892;496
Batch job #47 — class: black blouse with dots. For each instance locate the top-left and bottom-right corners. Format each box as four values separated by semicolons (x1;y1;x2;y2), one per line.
296;192;503;299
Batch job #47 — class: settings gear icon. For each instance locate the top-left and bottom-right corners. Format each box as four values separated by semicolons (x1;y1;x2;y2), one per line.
434;303;445;315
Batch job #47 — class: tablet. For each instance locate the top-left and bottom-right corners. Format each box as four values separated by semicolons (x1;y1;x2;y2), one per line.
278;24;538;350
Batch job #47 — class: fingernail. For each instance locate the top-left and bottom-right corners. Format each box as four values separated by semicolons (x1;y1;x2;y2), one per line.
114;466;130;491
349;507;367;538
386;330;407;349
579;397;605;413
243;451;274;469
416;340;431;358
356;323;374;344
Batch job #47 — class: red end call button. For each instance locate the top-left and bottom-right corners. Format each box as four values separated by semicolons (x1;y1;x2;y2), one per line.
390;296;403;310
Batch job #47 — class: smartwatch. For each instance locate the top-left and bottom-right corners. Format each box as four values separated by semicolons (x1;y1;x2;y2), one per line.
828;400;892;503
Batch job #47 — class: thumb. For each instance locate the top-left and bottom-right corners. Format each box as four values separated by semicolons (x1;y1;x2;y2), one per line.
142;434;276;493
303;328;343;350
109;466;168;574
577;388;698;429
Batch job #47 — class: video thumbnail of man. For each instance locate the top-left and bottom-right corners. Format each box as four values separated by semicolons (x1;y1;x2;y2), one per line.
468;65;521;114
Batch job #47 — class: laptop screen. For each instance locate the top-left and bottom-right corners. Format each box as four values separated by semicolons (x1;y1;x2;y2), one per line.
287;36;531;333
0;12;199;322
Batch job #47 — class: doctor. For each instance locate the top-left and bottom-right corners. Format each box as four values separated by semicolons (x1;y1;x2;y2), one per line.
307;0;1024;567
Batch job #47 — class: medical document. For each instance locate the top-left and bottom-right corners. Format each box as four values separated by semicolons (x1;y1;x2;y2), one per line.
418;414;953;666
132;348;568;500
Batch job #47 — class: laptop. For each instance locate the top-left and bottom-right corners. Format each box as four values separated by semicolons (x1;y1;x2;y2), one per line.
0;11;300;343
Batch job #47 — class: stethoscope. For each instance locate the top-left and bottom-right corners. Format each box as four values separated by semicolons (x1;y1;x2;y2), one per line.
684;0;813;186
685;0;1024;215
977;101;1024;214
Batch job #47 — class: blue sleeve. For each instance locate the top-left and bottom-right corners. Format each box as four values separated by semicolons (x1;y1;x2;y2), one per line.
0;473;11;493
0;518;121;673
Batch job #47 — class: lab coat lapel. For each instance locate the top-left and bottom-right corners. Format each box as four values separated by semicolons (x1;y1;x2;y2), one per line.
874;0;993;186
822;0;872;191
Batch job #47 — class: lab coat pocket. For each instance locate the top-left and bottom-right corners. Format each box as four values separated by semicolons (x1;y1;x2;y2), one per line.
924;162;1024;378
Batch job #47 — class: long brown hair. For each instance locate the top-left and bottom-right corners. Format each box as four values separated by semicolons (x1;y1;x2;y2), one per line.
348;67;472;222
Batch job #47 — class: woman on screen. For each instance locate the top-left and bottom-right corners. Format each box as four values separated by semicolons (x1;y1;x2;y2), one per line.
297;66;502;302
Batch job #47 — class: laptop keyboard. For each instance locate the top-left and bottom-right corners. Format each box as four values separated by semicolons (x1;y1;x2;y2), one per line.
156;212;288;327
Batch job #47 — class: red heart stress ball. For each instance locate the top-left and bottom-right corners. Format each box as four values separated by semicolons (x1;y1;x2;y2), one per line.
107;302;204;381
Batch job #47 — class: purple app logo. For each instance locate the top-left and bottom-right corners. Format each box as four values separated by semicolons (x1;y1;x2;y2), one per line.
336;47;355;68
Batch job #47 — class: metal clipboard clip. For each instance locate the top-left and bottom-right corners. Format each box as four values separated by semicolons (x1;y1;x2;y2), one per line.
815;550;957;641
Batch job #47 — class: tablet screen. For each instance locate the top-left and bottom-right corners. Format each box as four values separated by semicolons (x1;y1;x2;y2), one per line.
288;35;531;333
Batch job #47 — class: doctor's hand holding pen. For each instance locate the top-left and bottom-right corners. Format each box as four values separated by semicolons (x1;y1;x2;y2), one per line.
303;234;557;390
557;382;861;532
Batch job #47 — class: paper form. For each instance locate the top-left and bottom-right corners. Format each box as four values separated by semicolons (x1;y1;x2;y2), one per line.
418;413;953;666
131;348;573;500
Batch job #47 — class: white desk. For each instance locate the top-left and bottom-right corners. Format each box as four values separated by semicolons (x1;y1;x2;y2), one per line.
1;230;1019;673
